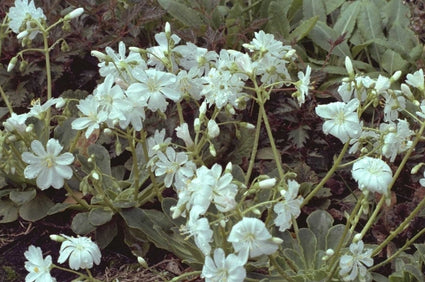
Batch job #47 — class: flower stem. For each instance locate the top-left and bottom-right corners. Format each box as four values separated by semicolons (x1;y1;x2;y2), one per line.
360;120;425;242
64;182;90;210
169;271;201;282
302;140;350;207
0;84;13;114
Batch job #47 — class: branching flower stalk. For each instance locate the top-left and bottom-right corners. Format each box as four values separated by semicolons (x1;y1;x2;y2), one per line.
359;119;425;242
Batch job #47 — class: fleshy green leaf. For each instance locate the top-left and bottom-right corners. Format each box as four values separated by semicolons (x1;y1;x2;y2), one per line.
95;219;118;249
307;210;333;250
357;0;385;62
9;189;36;205
381;49;408;75
303;0;326;22
88;144;111;175
19;193;54;221
323;0;345;14
158;0;203;27
298;228;317;269
0;199;18;223
71;212;96;235
266;0;293;38
89;207;114;226
288;16;318;42
333;1;361;38
308;21;351;58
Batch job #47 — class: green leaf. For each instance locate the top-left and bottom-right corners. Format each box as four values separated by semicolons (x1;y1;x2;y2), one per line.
266;0;292;38
381;49;408;75
384;0;410;29
9;189;36;205
88;144;111;175
308;21;351;58
89;207;114;226
298;228;317;269
95;219;118;249
19;193;54;221
228;126;255;165
307;210;333;250
158;0;203;27
323;0;345;14
288;16;318;42
0;199;18;223
54;118;77;150
303;0;326;22
71;212;96;235
326;224;347;250
357;0;385;62
283;248;306;271
333;1;360;38
47;203;75;215
388;23;417;57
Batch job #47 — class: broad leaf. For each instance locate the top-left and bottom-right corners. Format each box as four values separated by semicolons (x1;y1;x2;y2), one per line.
266;0;293;38
19;193;54;221
308;21;351;58
0;199;18;223
303;0;326;22
334;1;360;38
381;49;408;75
88;207;114;226
288;16;318;42
307;210;333;250
158;0;203;27
71;212;96;234
9;189;36;205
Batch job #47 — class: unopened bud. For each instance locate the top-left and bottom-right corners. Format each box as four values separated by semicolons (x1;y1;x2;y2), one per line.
207;120;220;138
240;122;255;129
411;162;424;174
391;70;402;82
326;249;335;256
65;8;84;20
50;234;65;242
209;143;216;157
165;22;171;34
345;56;354;76
17;30;29;40
258;178;277;189
414;100;420;107
225;162;232;172
353;233;362;243
25;124;33;133
271;237;283;244
55;98;66;108
137;257;148;268
91;50;107;61
91;171;100;180
7;57;18;72
252;208;261;215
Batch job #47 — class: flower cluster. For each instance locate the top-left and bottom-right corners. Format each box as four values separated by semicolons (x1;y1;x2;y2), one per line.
24;234;101;281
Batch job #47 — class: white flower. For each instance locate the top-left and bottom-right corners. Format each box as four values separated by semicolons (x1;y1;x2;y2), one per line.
72;95;108;138
154;147;194;188
210;163;238;212
274;180;303;232
293;65;311;105
97;41;146;80
227;217;280;259
28;98;64;119
65;7;84;20
339;240;373;281
3;112;29;133
21;139;74;190
128;69;181;112
201;68;245;109
381;120;413;162
174;42;217;74
24;245;55;282
147;31;180;70
57;234;101;270
181;207;213;255
8;0;46;40
147;129;171;158
406;69;424;91
352;157;392;195
315;98;362;143
201;248;246;282
175;123;194;147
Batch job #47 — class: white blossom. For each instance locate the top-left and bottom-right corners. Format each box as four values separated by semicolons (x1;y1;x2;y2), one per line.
351;157;392;195
8;0;46;40
406;69;424;91
315;99;362;143
57;234;101;270
24;245;55;282
274;180;303;232
201;248;246;282
21;139;74;190
339;241;373;281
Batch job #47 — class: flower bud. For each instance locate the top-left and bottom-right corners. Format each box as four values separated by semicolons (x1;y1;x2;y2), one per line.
165;22;171;34
225;162;232;172
258;178;276;189
7;57;18;72
326;249;335;256
391;70;402;82
65;8;84;20
17;30;29;40
137;257;148;268
271;237;283;244
207;120;220;138
411;162;424;174
50;234;66;242
240;122;255;129
91;50;107;61
25;124;34;133
91;171;100;180
55;98;66;108
209;143;216;157
353;233;362;243
345;56;354;77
